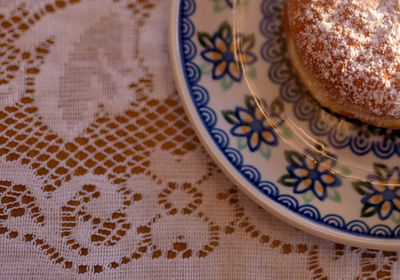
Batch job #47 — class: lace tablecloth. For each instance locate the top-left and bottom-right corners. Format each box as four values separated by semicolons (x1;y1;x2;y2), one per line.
0;0;398;279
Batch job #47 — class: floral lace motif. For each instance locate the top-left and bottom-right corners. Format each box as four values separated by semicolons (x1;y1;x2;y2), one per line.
0;0;397;278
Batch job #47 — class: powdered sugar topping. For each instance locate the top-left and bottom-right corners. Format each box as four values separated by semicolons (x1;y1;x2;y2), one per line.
292;0;400;118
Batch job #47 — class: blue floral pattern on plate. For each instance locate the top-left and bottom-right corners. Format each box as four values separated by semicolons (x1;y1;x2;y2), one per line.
199;22;256;82
283;148;342;201
354;165;400;221
175;0;400;244
223;96;283;152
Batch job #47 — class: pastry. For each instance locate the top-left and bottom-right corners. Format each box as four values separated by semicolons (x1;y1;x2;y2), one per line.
284;0;400;128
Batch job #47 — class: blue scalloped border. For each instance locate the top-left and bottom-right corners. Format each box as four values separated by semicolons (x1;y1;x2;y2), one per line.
178;0;400;238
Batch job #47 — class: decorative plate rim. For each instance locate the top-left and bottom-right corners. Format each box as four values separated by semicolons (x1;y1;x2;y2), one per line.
168;0;400;250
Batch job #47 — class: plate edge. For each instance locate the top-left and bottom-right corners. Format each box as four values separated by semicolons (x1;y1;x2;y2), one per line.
167;0;399;250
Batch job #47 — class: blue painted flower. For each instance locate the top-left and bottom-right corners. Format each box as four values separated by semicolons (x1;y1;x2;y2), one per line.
286;149;342;201
361;167;400;220
198;22;256;82
230;104;282;151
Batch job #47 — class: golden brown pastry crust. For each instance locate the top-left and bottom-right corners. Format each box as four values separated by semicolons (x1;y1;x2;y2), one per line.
284;0;400;128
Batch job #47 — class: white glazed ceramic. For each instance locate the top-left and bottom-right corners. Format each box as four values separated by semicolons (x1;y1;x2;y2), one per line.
169;0;400;249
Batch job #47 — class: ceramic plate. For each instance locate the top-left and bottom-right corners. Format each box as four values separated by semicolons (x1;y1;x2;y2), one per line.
169;0;400;249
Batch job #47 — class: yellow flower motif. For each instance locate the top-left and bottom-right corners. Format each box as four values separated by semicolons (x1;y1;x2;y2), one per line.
361;167;400;220
200;22;257;82
231;106;282;151
287;149;341;201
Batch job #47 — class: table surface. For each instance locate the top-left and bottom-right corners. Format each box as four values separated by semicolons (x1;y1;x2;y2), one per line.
0;0;397;279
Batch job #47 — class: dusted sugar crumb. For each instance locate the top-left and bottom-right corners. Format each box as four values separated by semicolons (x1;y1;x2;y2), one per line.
289;0;400;118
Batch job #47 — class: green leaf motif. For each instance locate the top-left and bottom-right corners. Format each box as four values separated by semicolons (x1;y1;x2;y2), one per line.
241;34;255;51
197;32;213;49
337;165;352;177
391;212;400;225
302;192;314;204
213;1;226;13
373;163;390;180
218;21;232;39
352;181;372;196
260;144;271;160
314;141;328;153
222;110;239;125
327;189;342;203
284;150;303;167
244;95;256;112
237;137;247;151
361;204;377;218
281;125;292;139
278;174;297;187
238;0;250;9
200;63;212;75
221;76;234;91
270;97;284;115
247;67;257;80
